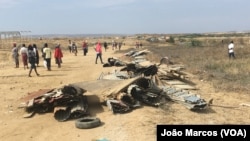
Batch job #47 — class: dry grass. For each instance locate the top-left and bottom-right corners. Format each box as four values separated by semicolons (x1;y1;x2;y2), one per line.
145;38;250;94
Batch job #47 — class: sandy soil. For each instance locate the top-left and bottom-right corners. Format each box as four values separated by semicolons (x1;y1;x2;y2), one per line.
0;44;250;141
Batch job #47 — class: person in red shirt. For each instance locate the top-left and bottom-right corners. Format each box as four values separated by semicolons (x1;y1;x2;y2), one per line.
54;43;63;68
95;42;104;64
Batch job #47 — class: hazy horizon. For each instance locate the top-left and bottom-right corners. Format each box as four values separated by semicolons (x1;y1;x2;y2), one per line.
0;0;249;35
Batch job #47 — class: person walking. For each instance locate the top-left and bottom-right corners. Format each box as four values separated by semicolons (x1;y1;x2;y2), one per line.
72;42;78;56
54;43;63;68
95;41;104;64
103;41;108;52
11;43;19;68
20;44;29;69
33;44;39;67
82;40;88;56
118;42;122;50
43;43;52;71
228;41;236;59
68;40;72;53
27;45;40;77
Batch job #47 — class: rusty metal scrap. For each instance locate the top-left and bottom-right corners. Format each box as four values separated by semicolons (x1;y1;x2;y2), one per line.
21;84;89;121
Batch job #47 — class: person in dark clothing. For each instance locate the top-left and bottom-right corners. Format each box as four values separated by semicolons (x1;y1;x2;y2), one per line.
27;45;40;77
11;43;19;68
103;41;108;52
33;44;39;67
82;40;88;56
72;42;78;56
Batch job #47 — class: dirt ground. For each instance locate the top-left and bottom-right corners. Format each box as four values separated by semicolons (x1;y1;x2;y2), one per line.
0;43;250;141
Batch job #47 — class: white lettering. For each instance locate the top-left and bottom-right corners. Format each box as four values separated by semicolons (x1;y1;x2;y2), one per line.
185;129;217;136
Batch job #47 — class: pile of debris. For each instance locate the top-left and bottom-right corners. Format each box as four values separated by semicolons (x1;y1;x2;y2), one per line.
19;49;208;127
96;49;208;111
20;84;89;122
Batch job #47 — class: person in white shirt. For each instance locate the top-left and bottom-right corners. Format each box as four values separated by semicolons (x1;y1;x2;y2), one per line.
228;41;235;59
19;44;29;69
43;43;52;71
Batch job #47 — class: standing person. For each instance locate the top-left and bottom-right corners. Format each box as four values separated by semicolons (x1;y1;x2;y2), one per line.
135;42;139;49
72;42;78;56
11;43;19;68
114;41;118;49
103;41;108;52
228;41;236;59
68;40;72;53
82;40;88;56
43;43;52;71
139;41;143;48
118;42;122;50
41;44;47;68
33;44;39;67
20;44;29;69
112;40;115;50
27;45;40;77
54;43;63;68
95;41;104;64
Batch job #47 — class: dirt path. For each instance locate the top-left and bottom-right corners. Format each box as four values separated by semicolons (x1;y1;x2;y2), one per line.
0;45;250;141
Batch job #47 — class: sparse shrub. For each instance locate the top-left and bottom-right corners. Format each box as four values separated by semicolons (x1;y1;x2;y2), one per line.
191;40;202;47
166;36;175;43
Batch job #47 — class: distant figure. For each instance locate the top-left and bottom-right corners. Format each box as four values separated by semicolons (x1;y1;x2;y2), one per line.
114;41;118;49
33;44;39;67
135;42;139;49
82;40;88;56
118;42;122;50
228;41;236;59
112;40;115;50
27;45;40;77
103;41;108;52
54;43;63;68
95;42;104;64
20;44;29;69
68;40;72;53
139;42;143;48
41;43;47;68
43;43;52;71
72;42;78;56
11;43;19;68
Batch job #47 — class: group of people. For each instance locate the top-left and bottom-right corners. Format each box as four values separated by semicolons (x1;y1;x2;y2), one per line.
11;42;63;77
12;43;41;77
68;40;104;64
135;41;143;49
111;41;123;50
68;40;79;56
68;40;89;56
11;39;237;77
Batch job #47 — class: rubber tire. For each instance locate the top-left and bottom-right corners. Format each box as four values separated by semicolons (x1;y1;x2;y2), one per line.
75;117;101;129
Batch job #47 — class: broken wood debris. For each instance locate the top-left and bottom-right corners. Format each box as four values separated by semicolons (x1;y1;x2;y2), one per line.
20;49;208;124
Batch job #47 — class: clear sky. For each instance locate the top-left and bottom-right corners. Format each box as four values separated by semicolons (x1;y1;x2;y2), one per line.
0;0;249;35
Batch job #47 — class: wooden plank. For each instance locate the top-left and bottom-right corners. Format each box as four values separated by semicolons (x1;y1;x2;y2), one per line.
27;99;34;107
172;84;197;90
165;80;186;85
